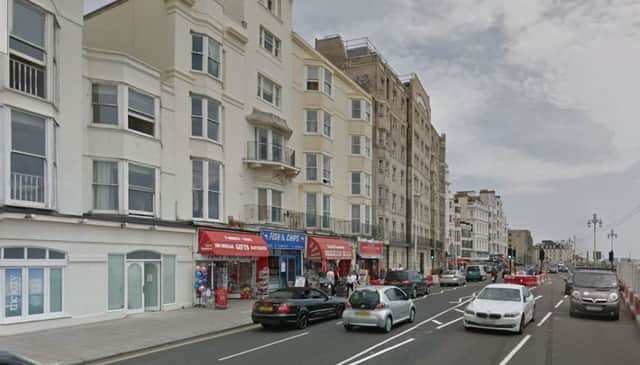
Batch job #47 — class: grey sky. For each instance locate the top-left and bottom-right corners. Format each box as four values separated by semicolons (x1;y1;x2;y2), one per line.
84;0;640;258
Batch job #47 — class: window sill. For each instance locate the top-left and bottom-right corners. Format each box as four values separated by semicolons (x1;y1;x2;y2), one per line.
1;313;70;325
89;122;121;130
190;69;224;85
5;199;51;210
7;87;51;105
128;211;156;218
189;136;223;147
193;218;226;224
125;128;160;141
256;96;282;111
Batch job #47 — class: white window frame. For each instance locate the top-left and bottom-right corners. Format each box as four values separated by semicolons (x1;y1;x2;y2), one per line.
91;83;119;126
350;135;371;157
350;172;371;197
257;74;282;108
262;0;282;18
126;162;157;217
257;187;284;224
306;66;333;97
304;109;319;133
254;127;286;163
322;154;332;185
305;153;318;182
322;111;332;137
323;68;333;96
305;66;320;91
321;193;331;229
351;172;361;195
92;159;119;213
127;88;157;138
259;26;281;59
5;108;54;209
191;94;222;143
351;204;361;234
191;159;224;222
350;99;371;122
191;33;222;79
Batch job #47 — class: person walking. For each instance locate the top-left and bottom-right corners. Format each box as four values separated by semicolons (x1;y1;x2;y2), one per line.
346;271;358;297
325;269;335;296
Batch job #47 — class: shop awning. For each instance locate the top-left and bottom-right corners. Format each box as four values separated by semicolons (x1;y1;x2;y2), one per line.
198;229;269;257
307;236;353;261
358;242;384;259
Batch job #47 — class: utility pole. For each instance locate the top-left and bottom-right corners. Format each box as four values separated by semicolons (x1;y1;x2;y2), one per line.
607;229;617;269
587;213;603;264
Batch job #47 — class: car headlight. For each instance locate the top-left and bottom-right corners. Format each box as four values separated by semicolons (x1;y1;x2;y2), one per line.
608;293;619;302
464;307;475;315
503;312;520;318
571;290;581;300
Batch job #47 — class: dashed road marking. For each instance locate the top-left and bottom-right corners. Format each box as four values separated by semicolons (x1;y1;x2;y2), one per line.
537;312;552;327
535;295;543;301
347;338;415;365
218;332;310;361
554;299;564;309
498;335;531;365
432;319;443;325
436;316;464;329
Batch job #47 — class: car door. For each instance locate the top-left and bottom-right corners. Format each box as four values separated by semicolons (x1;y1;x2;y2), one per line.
383;289;401;319
522;288;534;321
309;289;332;319
393;288;410;319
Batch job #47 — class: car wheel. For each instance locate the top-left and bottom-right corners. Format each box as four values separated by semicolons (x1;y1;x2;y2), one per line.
411;287;417;299
383;316;393;333
517;315;525;334
296;312;309;329
344;324;354;331
334;304;345;319
409;308;416;323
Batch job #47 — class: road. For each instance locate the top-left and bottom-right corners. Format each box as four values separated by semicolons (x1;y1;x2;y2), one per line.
102;275;640;365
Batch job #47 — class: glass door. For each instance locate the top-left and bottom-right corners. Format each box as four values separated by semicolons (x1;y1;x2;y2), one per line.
144;263;160;311
127;263;143;314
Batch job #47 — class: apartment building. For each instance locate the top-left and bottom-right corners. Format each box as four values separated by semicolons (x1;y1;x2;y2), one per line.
508;229;535;266
478;190;508;256
538;240;572;264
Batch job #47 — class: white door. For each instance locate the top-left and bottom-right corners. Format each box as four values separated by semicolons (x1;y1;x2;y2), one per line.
127;263;144;314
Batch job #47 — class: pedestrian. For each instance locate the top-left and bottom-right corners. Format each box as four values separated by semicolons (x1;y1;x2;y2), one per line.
346;271;357;297
326;268;335;296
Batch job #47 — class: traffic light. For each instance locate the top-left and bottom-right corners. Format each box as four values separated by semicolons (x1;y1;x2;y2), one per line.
430;249;435;260
609;250;614;262
513;248;517;260
539;248;545;261
508;247;513;259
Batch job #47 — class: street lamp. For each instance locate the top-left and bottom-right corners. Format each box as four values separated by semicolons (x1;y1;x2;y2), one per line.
607;229;617;269
587;213;603;264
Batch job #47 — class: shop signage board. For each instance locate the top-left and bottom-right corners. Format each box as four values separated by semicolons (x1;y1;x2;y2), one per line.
198;230;269;257
260;229;306;250
5;269;22;317
358;242;384;258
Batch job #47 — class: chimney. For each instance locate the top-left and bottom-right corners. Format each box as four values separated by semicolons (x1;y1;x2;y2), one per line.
315;35;347;70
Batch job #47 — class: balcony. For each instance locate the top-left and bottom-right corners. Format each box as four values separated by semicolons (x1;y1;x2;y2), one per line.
243;204;378;238
11;172;45;203
10;55;45;98
244;141;299;177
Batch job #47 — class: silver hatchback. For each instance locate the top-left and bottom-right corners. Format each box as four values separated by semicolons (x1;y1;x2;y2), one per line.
342;286;416;333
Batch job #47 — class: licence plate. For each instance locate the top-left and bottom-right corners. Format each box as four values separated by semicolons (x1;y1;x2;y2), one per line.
259;306;273;313
356;311;370;317
585;306;602;312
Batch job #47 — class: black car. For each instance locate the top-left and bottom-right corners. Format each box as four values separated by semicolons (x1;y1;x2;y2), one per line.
569;269;620;320
383;270;429;298
251;287;345;329
0;351;34;365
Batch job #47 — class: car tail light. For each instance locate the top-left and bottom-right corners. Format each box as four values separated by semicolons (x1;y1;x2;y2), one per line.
375;302;387;310
276;303;291;314
401;280;411;285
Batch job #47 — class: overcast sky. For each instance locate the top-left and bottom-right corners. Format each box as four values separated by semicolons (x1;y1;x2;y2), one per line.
85;0;640;259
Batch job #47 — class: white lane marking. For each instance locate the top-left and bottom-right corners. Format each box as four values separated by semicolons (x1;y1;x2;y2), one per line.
335;298;473;365
218;332;309;361
346;338;415;365
537;312;552;327
432;319;443;325
436;316;464;329
554;299;564;309
336;321;343;325
498;335;531;365
535;295;543;301
454;308;465;314
564;294;568;299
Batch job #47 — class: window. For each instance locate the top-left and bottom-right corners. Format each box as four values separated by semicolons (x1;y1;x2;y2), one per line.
364;206;371;234
191;34;222;78
259;26;281;58
364;173;371;197
192;160;203;218
9;0;46;98
378;187;385;206
322;155;332;183
191;95;221;141
257;188;283;223
264;0;281;17
321;194;331;229
92;84;118;125
351;172;361;195
108;254;125;310
306;66;320;91
162;255;176;305
323;69;333;95
258;74;281;107
128;164;155;214
10;110;47;204
192;160;223;220
2;247;66;320
306;192;317;227
392;193;397;210
305;110;318;133
364;136;371;157
351;136;371;157
351;204;361;233
323;112;332;137
128;89;155;136
351;136;361;154
305;154;318;181
351;99;362;119
93;161;118;211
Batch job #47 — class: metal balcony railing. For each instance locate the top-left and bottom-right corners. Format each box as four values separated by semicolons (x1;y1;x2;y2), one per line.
10;55;45;98
245;141;295;168
11;172;44;203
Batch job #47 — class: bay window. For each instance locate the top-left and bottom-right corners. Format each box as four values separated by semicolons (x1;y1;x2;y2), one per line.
128;89;156;136
305;154;318;181
323;69;333;95
128;163;155;215
92;84;118;125
351;172;371;197
259;26;281;58
257;74;282;107
9;0;47;98
257;188;283;223
305;192;317;227
10;110;47;204
191;34;222;79
351;99;372;122
254;127;284;163
305;66;319;91
351;172;361;195
322;155;332;184
93;161;119;211
305;109;318;133
351;205;361;234
306;66;333;96
192;159;223;220
323;111;332;137
191;95;221;142
351;135;371;157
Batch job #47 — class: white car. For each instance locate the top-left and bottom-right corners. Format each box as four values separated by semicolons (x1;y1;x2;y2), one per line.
463;284;535;334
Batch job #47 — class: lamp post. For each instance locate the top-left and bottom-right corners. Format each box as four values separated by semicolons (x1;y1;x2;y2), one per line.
607;229;617;269
587;213;602;264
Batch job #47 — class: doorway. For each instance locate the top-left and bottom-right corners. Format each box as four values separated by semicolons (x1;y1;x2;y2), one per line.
419;252;425;274
126;251;161;313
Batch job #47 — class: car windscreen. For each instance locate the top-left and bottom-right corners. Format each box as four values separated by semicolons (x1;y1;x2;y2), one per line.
573;272;617;288
444;271;457;275
349;289;380;309
477;287;521;302
385;271;408;281
269;289;305;300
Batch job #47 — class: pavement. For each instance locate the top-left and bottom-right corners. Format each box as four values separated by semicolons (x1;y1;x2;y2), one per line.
102;275;640;365
0;301;256;365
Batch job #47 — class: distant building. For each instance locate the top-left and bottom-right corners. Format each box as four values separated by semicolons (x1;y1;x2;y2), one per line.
538;240;573;264
508;229;535;265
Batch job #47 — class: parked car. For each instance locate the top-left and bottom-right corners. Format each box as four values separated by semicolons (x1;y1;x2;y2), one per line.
440;270;466;286
251;287;345;329
342;286;416;333
0;352;35;365
463;284;536;334
383;270;429;298
569;269;620;320
465;265;487;282
549;264;559;274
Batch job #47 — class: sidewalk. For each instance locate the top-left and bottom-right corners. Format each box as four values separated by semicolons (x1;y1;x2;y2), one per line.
0;301;255;365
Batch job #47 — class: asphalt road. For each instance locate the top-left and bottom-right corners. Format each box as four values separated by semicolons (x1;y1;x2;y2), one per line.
103;275;640;365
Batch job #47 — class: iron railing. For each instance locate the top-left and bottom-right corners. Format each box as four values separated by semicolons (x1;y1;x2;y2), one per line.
245;141;295;168
10;55;45;98
11;172;44;203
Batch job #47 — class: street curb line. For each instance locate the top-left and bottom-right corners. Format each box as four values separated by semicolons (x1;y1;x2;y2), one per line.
74;322;259;365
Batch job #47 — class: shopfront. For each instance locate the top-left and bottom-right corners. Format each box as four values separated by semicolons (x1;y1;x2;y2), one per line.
305;236;353;288
196;229;269;305
357;241;384;284
260;230;306;290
